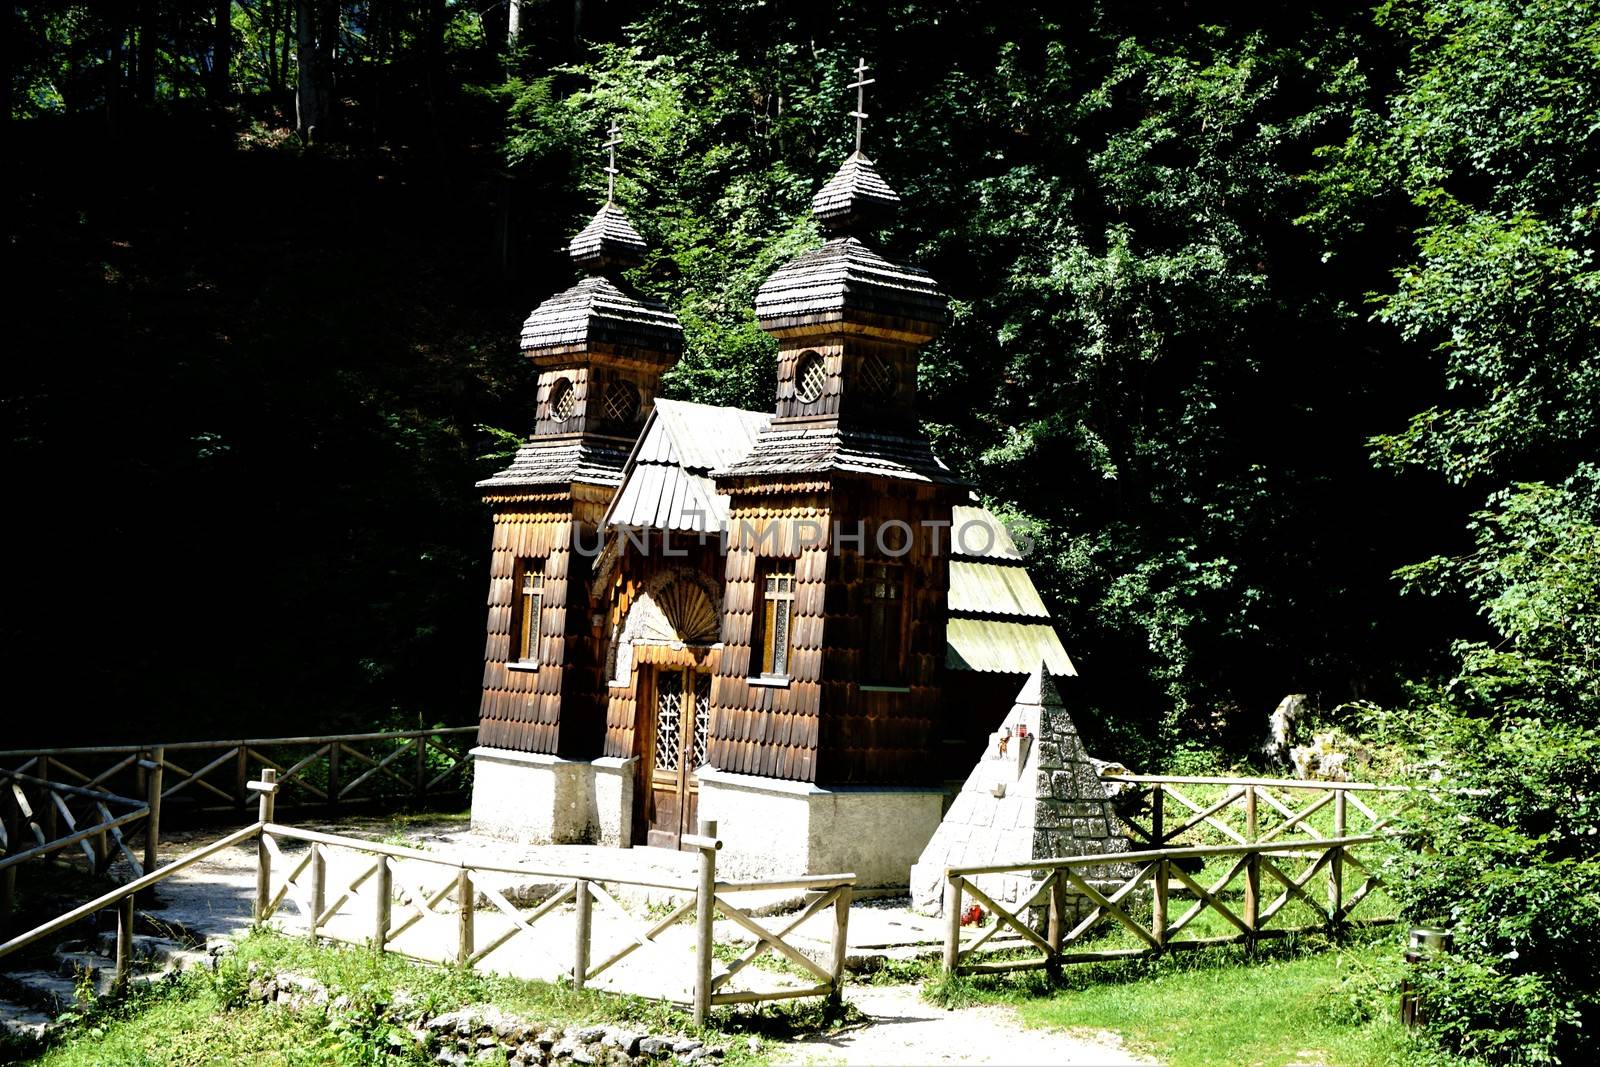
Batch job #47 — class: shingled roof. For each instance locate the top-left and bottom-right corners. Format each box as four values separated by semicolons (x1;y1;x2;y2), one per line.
518;275;681;357
714;421;967;484
605;399;772;533
519;198;681;359
754;237;947;331
567;203;648;272
476;437;635;492
810;152;901;234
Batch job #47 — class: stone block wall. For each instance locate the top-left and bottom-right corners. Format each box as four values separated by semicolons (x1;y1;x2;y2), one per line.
909;666;1130;922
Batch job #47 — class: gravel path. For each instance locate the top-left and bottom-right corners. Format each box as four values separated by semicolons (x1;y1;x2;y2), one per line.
780;984;1153;1066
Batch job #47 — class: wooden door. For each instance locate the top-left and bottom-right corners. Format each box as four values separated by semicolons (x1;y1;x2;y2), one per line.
640;667;711;850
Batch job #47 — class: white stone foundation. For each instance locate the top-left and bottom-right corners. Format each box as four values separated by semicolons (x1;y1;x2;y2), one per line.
696;767;946;888
469;748;635;847
590;756;636;848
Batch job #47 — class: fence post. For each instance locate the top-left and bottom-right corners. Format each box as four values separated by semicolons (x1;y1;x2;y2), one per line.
941;873;963;974
456;867;474;966
692;818;718;1028
114;893;135;996
2;800;16;933
326;743;342;811
141;747;163;900
37;759;56;842
1152;857;1169;951
1245;849;1261;945
573;879;591;991
1330;789;1347;922
93;820;110;876
1046;872;1066;975
1150;785;1164;848
309;844;326;940
1245;786;1259;844
828;884;852;1007
415;733;428;801
235;746;249;809
373;856;391;951
252;769;278;923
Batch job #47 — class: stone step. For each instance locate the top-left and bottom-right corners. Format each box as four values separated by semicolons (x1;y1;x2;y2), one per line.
0;996;57;1042
53;950;114;981
0;968;98;1013
86;931;191;968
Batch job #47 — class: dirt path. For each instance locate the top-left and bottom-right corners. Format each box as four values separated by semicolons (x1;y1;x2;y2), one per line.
778;984;1154;1066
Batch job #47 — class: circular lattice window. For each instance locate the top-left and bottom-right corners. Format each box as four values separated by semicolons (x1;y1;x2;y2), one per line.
601;379;640;423
548;378;577;422
861;353;896;400
794;352;827;404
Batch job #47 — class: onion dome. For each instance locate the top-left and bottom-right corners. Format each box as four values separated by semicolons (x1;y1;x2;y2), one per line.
520;202;681;362
755;152;945;339
568;202;648;273
811;152;901;235
754;237;945;336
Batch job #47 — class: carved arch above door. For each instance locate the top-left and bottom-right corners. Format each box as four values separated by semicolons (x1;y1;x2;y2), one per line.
608;568;724;683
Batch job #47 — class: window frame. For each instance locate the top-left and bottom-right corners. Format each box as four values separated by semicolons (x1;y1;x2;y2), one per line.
756;563;797;679
862;561;908;686
514;559;545;668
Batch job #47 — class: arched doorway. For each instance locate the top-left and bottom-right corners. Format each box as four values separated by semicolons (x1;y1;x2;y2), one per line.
611;569;722;849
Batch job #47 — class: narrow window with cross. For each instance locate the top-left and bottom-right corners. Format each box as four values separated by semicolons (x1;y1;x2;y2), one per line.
758;565;797;677
517;560;544;665
864;562;905;684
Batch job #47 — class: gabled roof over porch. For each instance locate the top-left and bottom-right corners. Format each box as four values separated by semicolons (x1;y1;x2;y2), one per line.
602;399;771;533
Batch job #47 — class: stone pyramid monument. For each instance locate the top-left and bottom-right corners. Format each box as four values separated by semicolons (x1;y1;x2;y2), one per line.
910;663;1129;917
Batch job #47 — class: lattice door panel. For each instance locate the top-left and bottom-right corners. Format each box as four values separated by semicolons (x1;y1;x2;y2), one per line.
654;672;684;773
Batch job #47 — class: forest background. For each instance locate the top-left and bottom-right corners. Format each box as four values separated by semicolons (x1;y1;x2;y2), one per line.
5;3;1598;1058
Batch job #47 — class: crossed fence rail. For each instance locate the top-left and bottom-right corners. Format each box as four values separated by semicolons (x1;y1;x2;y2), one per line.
0;728;474;932
0;727;477;821
1;761;162;931
1104;773;1412;849
940;775;1409;975
249;770;852;1025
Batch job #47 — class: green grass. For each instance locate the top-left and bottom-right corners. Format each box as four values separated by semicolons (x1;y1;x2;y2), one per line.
20;977;378;1066
14;929;864;1066
926;932;1463;1067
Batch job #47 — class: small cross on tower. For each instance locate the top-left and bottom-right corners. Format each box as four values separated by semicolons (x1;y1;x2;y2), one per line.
603;119;622;203
848;58;875;155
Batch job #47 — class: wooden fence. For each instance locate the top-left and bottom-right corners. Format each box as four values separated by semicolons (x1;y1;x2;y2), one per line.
941;832;1395;975
0;727;477;822
1;755;163;932
0;822;267;993
1104;773;1412;849
250;771;852;1025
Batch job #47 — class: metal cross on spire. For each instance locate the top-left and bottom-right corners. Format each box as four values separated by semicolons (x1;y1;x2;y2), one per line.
603;118;622;203
848;58;874;155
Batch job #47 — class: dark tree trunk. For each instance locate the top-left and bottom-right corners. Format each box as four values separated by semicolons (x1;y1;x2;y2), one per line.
136;1;157;104
424;0;445;112
294;0;332;141
211;0;231;101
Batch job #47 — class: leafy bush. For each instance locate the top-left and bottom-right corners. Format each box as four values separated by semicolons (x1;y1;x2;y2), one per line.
1375;469;1600;1062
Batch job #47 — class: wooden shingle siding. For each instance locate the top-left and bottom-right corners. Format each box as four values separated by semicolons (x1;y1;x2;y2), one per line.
477;490;607;757
815;478;956;786
707;494;830;782
775;340;844;420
